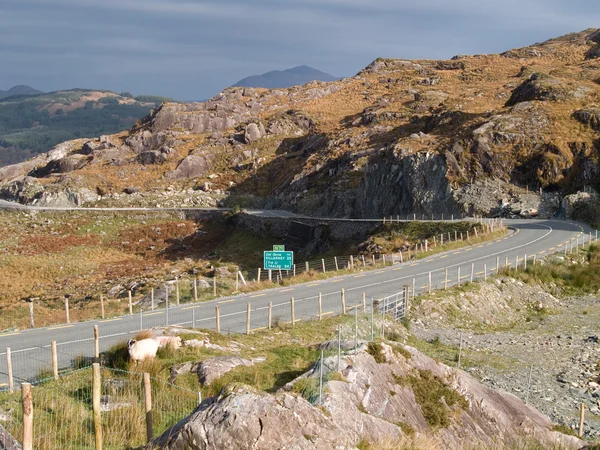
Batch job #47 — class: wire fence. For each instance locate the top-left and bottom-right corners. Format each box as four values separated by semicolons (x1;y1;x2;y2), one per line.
0;219;502;333
0;365;199;450
2;226;596;390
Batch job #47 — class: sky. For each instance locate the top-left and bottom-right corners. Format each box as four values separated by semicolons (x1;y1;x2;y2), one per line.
1;0;600;101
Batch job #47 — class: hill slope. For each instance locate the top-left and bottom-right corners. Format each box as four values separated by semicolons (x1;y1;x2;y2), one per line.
0;90;171;166
233;65;338;88
0;85;44;99
2;29;600;218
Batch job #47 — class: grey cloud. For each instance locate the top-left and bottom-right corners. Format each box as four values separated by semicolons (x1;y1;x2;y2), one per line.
1;0;599;100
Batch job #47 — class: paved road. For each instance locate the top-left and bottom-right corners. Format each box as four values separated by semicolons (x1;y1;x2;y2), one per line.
0;217;593;386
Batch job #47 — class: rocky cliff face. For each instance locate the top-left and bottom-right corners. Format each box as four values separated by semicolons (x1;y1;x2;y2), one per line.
2;29;600;217
154;343;580;450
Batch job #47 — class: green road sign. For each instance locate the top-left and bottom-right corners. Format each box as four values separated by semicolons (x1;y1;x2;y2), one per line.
264;251;294;270
273;245;285;251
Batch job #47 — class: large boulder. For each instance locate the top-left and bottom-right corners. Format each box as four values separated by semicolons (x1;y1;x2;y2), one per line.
197;356;255;386
166;154;214;179
573;108;600;130
506;73;583;106
244;123;266;144
154;344;581;450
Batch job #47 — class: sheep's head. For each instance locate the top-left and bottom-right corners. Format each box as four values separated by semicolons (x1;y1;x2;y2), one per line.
127;339;137;348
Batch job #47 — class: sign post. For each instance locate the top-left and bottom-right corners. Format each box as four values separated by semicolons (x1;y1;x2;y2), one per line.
264;250;294;271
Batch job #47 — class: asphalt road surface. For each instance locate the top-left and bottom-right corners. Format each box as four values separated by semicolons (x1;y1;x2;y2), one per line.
0;209;592;385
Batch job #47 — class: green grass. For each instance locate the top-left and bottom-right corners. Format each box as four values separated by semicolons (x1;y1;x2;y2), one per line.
367;342;386;363
396;369;468;429
512;243;600;295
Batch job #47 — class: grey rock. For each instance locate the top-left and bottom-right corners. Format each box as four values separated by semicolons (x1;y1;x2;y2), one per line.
197;356;255;386
166;154;214;179
244;122;266;144
573;108;600;130
123;186;141;195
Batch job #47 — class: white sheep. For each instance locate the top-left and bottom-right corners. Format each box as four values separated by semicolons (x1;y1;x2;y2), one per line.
127;338;159;362
155;336;182;349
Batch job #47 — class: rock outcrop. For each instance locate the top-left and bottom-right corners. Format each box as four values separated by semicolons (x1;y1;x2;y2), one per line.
2;29;600;213
154;344;580;450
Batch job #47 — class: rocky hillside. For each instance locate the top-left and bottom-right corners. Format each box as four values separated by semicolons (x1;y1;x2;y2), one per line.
2;29;600;217
0;89;171;167
155;339;581;449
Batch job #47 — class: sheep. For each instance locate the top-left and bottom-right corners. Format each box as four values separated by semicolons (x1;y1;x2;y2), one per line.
127;338;159;362
155;336;182;350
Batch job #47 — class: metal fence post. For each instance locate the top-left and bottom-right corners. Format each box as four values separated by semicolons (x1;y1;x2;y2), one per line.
354;307;358;354
268;302;272;329
319;350;324;405
6;348;13;393
246;303;251;335
318;293;323;320
525;364;533;404
457;331;463;371
337;324;341;371
370;298;374;340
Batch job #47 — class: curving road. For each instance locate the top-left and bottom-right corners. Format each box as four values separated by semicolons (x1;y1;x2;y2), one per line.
0;201;594;385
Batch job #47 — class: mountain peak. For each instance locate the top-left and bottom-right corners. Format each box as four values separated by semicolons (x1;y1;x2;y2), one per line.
232;65;338;89
0;85;44;100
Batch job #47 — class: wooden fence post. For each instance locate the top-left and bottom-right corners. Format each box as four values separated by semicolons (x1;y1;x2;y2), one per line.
334;257;339;271
246;303;251;335
65;298;70;324
92;363;102;450
213;276;217;296
6;348;13;393
350;255;354;269
341;289;346;314
362;293;367;313
151;288;155;311
28;302;34;329
128;290;133;315
51;341;58;380
94;325;99;360
268;302;272;330
257;268;262;283
144;372;153;443
322;259;326;273
100;295;105;320
22;382;33;450
176;278;180;305
215;307;221;334
193;279;198;302
290;298;295;326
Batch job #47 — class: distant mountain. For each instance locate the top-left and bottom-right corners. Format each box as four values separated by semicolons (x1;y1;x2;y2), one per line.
0;89;173;167
0;85;44;100
232;65;338;89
